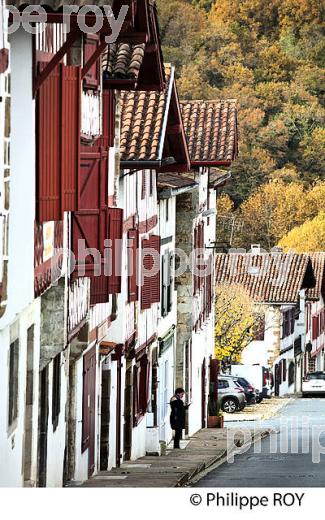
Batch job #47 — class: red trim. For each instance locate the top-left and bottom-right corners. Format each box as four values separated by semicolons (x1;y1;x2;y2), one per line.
138;215;158;234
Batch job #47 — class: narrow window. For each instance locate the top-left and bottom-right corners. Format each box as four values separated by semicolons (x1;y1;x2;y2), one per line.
52;353;61;431
8;339;19;427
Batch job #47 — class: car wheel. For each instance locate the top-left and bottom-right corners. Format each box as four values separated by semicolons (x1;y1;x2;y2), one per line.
222;398;238;414
256;396;263;404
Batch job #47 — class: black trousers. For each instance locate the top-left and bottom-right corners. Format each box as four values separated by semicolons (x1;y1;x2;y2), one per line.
174;428;183;448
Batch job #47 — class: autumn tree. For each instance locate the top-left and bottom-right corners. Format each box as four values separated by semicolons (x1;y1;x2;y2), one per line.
215;284;263;363
278;212;325;252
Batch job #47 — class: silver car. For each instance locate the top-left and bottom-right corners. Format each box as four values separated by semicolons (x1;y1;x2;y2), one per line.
217;377;247;413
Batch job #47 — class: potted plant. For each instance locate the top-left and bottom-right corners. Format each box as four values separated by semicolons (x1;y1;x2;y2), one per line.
207;391;224;428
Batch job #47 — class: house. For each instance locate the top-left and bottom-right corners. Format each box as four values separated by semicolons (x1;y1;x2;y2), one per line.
176;99;238;435
101;64;190;465
215;250;316;397
305;253;325;374
0;0;165;487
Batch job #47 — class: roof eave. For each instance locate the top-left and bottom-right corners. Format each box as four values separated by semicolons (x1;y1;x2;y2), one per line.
158;183;199;199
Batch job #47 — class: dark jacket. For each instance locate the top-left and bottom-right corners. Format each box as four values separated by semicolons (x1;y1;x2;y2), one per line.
170;396;188;430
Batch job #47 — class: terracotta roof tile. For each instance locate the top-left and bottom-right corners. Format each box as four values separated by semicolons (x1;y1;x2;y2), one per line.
215;253;315;304
181;100;238;165
102;43;146;80
306;253;325;301
119;71;171;163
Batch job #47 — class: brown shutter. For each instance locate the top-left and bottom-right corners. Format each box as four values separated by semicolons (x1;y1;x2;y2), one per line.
128;229;138;303
161;252;168;317
108;208;123;295
150;235;161;304
61;65;80;212
83;35;100;89
193;226;198;295
101;90;116;148
37;63;80;222
141;238;151;310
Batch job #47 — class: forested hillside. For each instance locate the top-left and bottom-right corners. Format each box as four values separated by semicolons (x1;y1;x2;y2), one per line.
157;0;325;211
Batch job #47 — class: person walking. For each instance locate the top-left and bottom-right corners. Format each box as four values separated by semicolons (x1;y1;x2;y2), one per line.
170;388;190;449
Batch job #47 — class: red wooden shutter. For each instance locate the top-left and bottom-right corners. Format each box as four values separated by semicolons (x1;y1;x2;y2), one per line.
83;35;100;89
283;359;287;382
100;90;116;148
37;63;80;222
312;316;318;341
61;65;80;212
193;226;198;295
150;235;161;304
141;171;146;200
72;208;108;277
37;62;61;222
107;208;123;295
128;229;138;302
141;238;151;310
82;347;96;452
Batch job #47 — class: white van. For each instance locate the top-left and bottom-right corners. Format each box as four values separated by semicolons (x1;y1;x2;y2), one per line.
230;364;273;398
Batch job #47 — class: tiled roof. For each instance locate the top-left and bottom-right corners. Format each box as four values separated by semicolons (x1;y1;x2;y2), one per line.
209;168;232;189
215;253;315;304
306;253;325;301
181;100;238;165
102;43;146;80
157;172;197;190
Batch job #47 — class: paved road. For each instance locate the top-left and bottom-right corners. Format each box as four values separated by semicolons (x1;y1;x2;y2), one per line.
194;398;325;487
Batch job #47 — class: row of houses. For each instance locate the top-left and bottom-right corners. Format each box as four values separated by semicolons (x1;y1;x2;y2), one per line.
215;249;325;396
0;1;238;486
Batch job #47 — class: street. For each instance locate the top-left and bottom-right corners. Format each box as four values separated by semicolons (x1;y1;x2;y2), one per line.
194;398;325;487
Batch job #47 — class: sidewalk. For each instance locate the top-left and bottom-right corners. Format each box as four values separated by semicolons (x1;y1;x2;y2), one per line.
73;427;270;488
224;396;293;423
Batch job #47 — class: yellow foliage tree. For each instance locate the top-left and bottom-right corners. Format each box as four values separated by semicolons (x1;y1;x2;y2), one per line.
278;211;325;252
238;179;309;248
215;284;263;362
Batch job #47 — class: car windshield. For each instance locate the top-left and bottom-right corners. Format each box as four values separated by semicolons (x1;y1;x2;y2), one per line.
308;372;325;380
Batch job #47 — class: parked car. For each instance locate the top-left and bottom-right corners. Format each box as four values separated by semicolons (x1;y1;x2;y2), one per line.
217;377;247;413
231;364;273;398
222;375;258;405
302;372;325;397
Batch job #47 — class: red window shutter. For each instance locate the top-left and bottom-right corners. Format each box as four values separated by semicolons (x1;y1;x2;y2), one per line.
312;316;318;341
107;208;123;295
193;226;198;295
78;151;107;211
101;90;116;148
83;35;100;89
37;62;80;222
128;229;138;303
150;235;161;304
72;208;108;278
37;62;61;222
141;171;146;200
283;359;287;382
89;276;110;306
61;65;81;212
141;238;151;310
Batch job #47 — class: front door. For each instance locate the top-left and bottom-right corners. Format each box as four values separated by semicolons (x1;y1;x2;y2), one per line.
123;361;133;461
83;347;96;478
38;365;49;487
201;359;207;428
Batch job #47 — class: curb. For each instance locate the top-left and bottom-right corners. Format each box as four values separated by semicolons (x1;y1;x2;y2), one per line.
177;428;273;487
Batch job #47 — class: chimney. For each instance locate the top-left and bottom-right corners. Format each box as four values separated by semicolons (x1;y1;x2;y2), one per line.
251;244;261;255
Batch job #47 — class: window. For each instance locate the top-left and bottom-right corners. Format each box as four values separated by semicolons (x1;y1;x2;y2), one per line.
133;356;150;426
282;309;295;339
127;229;138;303
141;235;161;310
166;199;169;222
218;380;229;389
161;250;173;317
288;362;295;386
52;353;61;431
8;339;19;427
149;170;154;196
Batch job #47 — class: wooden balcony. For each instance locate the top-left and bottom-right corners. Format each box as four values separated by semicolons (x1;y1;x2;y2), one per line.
68;278;90;339
34;221;64;297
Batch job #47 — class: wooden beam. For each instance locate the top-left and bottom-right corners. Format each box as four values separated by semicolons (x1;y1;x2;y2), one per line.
34;28;80;94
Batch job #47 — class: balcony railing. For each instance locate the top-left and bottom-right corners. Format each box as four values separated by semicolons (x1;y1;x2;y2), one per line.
34;221;64;297
68;278;90;337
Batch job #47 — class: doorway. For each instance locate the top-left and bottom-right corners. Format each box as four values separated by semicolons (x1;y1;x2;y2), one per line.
38;365;49;487
23;325;35;486
82;347;97;478
123;360;133;461
201;358;207;428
